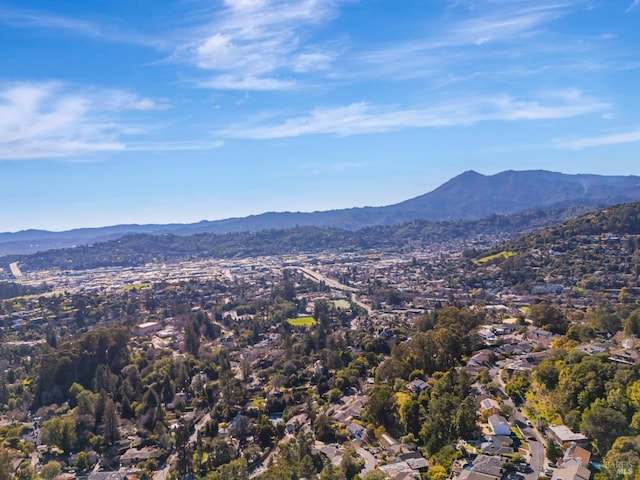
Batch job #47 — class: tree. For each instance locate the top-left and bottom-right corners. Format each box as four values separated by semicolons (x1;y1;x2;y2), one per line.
582;402;629;455
76;451;89;471
41;461;62;480
546;440;562;463
184;320;200;356
401;398;422;437
102;397;120;446
41;416;77;454
426;465;449;480
0;447;10;480
529;302;568;334
15;463;36;480
340;449;364;480
314;413;335;443
363;384;399;433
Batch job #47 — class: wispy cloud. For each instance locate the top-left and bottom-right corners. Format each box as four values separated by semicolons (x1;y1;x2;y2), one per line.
354;1;574;81
556;129;640;149
627;0;640;12
0;82;215;160
218;90;609;139
0;5;165;48
177;0;345;90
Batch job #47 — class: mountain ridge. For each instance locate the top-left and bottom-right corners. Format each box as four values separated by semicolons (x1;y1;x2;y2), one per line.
2;169;639;255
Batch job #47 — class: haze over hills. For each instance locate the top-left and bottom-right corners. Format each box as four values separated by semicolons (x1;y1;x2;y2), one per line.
2;169;639;256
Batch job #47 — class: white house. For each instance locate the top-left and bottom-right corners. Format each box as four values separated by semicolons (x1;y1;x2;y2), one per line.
487;414;511;436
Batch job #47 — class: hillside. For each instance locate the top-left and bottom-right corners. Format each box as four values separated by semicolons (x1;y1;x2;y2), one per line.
1;169;639;256
1;205;592;273
466;200;640;298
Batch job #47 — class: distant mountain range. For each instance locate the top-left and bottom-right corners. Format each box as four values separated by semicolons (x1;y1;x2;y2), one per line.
2;169;639;256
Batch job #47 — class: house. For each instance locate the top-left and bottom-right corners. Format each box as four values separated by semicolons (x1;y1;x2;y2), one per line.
547;426;589;447
314;444;342;467
397;451;429;472
487;414;511;436
608;348;640;365
379;461;420;480
478;435;514;455
478;328;497;344
457;454;506;480
550;464;591;480
285;413;308;434
136;321;162;336
559;442;591;467
479;398;501;416
120;446;161;467
346;422;366;440
407;379;427;394
88;472;129;480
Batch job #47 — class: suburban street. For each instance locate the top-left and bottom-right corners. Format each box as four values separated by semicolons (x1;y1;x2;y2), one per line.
488;363;548;480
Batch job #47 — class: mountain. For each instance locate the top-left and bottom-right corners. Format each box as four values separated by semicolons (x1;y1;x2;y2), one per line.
0;205;604;273
1;169;639;255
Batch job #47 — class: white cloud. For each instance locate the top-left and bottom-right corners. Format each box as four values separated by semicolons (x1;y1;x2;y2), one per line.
179;0;344;90
0;82;209;160
556;129;640;149
0;5;165;48
354;1;578;82
199;75;296;91
217;91;609;139
627;0;640;12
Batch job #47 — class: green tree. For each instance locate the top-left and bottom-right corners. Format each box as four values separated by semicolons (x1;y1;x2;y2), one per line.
184;320;200;356
76;451;89;471
0;447;10;480
102;397;120;446
529;302;568;334
582;402;629;455
41;416;77;454
41;461;62;480
546;440;562;463
363;384;399;433
15;463;36;480
426;465;449;480
340;449;364;480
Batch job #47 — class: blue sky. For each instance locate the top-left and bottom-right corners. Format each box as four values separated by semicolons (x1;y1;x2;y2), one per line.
1;0;639;232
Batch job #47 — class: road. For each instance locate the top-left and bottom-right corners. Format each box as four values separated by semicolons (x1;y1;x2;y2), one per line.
9;261;22;278
153;412;211;480
295;267;357;293
356;447;377;473
488;363;548;480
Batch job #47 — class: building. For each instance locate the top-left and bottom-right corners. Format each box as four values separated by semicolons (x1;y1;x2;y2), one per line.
136;321;162;336
608;348;640;365
547;425;589;447
479;398;501;416
487;414;511;436
550;464;591;480
457;454;506;480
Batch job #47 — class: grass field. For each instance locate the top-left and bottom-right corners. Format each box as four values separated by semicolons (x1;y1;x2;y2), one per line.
286;316;317;327
472;251;515;265
332;299;351;310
